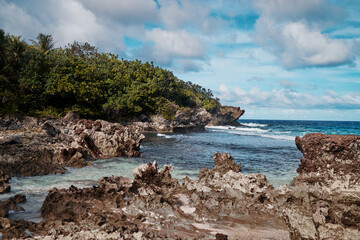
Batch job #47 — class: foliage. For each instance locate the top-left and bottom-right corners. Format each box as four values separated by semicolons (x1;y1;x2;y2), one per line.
0;30;221;120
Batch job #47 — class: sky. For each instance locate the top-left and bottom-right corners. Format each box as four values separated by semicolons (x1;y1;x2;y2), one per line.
0;0;359;121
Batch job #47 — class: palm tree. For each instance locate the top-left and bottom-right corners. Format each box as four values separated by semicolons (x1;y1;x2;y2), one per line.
30;33;55;54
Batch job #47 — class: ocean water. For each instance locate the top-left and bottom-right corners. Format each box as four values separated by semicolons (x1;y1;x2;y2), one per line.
1;119;360;222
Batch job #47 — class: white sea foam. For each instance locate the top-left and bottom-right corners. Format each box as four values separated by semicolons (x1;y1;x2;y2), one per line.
206;125;269;133
241;123;268;127
260;134;295;141
157;133;174;139
206;125;294;141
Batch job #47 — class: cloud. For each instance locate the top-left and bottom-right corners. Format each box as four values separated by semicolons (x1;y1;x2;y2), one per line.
135;28;205;65
79;0;158;25
158;0;223;34
216;84;360;109
0;0;44;37
0;0;126;52
253;0;356;68
253;0;345;26
277;80;298;88
177;59;203;73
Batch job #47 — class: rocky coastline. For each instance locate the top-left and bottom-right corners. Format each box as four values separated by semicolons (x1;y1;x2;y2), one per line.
0;105;244;194
131;106;245;132
0;132;358;239
0;114;145;182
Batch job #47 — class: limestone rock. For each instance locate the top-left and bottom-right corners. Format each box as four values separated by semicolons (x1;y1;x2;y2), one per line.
208;106;245;126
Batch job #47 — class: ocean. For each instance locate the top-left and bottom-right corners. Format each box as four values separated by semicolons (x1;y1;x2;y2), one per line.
1;119;360;222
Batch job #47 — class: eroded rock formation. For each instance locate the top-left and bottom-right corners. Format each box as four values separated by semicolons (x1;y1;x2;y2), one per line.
0;133;359;239
21;153;287;239
132;105;245;132
0;115;145;179
282;133;360;240
208;106;245;126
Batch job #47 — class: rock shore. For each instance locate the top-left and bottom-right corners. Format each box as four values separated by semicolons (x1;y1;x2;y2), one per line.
282;133;360;239
132;106;245;132
0;115;145;179
0;133;358;239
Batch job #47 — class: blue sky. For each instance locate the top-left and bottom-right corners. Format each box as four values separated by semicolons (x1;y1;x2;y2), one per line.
1;0;359;120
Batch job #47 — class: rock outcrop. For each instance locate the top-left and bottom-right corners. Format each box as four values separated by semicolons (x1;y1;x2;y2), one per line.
132;105;245;132
208;106;245;126
132;107;212;132
0;116;145;179
282;133;360;240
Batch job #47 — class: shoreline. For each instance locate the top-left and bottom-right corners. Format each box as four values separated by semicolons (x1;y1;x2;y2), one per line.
0;115;359;239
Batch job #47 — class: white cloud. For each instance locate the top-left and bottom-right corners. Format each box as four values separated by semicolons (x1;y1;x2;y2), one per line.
139;28;205;65
253;0;345;25
280;22;351;67
253;0;355;68
216;84;360;109
0;0;44;37
158;0;222;33
0;0;126;52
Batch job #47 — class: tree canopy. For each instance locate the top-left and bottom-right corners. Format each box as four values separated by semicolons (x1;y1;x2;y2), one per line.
0;30;220;120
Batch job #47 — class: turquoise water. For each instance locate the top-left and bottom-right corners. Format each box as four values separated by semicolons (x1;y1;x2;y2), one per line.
1;119;359;222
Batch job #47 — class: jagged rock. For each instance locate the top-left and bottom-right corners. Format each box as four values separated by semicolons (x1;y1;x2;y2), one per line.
0;117;145;181
0;194;26;218
208;106;245;126
281;133;360;240
37;158;288;239
294;133;360;188
132;161;177;188
0;170;10;194
210;152;241;174
42;121;61;137
185;153;274;217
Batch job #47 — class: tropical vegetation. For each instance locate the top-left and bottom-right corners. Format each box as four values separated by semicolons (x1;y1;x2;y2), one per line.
0;30;220;120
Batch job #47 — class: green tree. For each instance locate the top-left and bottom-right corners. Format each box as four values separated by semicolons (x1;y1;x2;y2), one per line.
30;33;55;54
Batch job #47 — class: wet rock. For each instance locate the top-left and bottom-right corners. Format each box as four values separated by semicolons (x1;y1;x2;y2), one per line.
0;116;145;181
36;154;290;239
0;170;10;194
215;233;228;240
0;194;26;218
